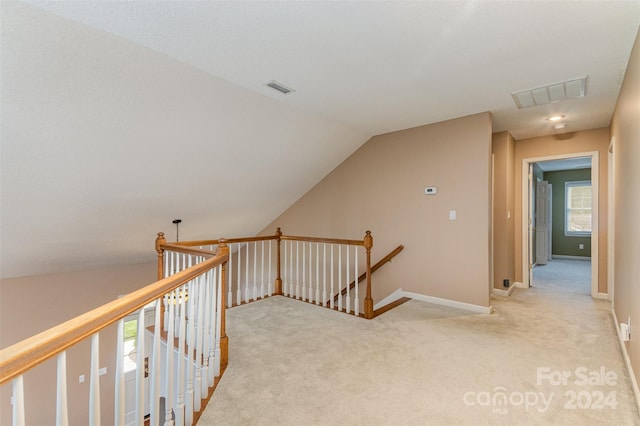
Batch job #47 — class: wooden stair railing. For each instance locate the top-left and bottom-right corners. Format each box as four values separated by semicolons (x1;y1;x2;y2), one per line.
330;244;404;305
173;228;378;319
1;237;229;426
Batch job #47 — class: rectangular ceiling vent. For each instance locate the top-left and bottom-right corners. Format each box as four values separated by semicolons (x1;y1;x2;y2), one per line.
511;76;587;109
266;80;295;94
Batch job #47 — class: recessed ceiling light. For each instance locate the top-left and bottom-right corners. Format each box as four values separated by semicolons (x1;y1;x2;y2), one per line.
546;115;565;122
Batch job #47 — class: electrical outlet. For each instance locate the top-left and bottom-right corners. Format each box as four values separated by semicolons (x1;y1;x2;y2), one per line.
99;367;107;376
628;316;632;340
79;374;85;383
579;244;584;250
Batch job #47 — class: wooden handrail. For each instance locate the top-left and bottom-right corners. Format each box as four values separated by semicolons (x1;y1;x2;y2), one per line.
160;243;216;257
331;245;404;303
173;235;278;247
0;251;228;386
281;235;364;246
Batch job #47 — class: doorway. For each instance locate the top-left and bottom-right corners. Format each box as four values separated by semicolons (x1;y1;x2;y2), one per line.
521;151;600;298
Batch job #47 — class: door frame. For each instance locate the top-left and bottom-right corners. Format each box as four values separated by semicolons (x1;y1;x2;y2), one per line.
520;150;601;298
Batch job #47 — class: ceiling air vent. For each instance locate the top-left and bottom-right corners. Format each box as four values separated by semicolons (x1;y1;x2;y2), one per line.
511;76;587;109
266;80;295;94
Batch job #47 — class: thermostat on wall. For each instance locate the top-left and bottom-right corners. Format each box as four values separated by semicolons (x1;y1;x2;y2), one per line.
424;187;437;195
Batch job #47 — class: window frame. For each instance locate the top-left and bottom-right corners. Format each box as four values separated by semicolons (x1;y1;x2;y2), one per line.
564;180;592;237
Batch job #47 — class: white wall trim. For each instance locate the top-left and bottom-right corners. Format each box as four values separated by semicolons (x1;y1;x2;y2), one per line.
514;281;527;289
374;288;492;314
594;292;609;300
373;288;405;310
551;254;591;261
492;284;517;297
612;308;640;412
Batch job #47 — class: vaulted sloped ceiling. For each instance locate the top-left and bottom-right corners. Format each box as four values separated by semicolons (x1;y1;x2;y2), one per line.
1;1;639;279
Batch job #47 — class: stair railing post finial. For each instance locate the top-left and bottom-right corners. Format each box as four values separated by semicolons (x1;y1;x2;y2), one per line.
364;231;374;319
217;239;230;368
275;228;283;295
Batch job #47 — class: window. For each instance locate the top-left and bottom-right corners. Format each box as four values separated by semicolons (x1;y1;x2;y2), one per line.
565;180;592;236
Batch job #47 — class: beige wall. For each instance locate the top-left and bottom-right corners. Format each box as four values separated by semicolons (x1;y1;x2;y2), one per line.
0;262;156;425
514;128;610;293
610;26;640;397
492;131;516;289
262;113;493;308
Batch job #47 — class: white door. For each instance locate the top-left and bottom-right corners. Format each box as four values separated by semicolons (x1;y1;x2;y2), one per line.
536;181;550;265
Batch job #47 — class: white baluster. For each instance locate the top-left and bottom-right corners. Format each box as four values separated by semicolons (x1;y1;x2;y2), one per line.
260;240;265;298
164;251;170;279
185;282;195;426
330;245;335;309
244;243;249;303
355;246;360;317
89;333;100;426
208;267;218;387
302;242;306;301
283;240;288;296
136;307;146;426
338;245;343;312
228;244;234;308
56;351;69;426
268;240;273;296
194;277;205;411
214;266;223;378
346;245;351;314
290;241;294;297
315;243;320;304
114;321;124;426
165;290;176;426
150;299;162;426
322;244;327;307
237;243;242;306
12;376;25;426
308;242;313;303
201;272;211;398
296;241;300;299
163;259;170;332
252;242;257;301
176;284;187;426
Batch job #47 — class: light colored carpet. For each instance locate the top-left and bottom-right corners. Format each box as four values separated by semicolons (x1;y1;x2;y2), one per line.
533;258;591;295
200;266;639;425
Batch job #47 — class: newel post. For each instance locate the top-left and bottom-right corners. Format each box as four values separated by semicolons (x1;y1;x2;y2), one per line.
155;232;167;330
217;239;230;368
155;232;166;281
275;227;283;295
363;231;374;319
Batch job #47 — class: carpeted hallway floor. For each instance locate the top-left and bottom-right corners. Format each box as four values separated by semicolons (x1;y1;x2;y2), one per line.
201;260;640;425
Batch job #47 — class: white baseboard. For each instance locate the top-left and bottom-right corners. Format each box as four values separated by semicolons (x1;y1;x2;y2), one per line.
492;284;517;297
552;254;591;261
373;288;404;310
612;308;640;413
514;281;527;289
374;288;492;315
594;292;609;300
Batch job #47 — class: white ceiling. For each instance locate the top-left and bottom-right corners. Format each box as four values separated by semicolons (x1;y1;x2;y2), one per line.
24;0;640;139
1;1;639;279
